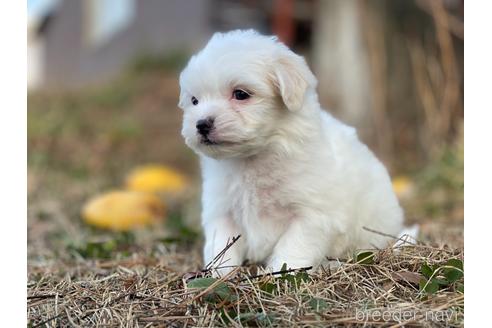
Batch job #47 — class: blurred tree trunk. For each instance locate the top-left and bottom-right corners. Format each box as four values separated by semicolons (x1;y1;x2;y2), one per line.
312;0;463;171
312;0;400;168
312;0;371;135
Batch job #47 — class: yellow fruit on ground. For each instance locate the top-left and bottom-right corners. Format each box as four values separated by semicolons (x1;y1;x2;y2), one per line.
125;165;188;194
82;190;165;231
392;176;414;199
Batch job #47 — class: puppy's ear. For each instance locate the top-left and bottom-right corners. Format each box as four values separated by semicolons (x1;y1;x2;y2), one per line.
273;51;317;112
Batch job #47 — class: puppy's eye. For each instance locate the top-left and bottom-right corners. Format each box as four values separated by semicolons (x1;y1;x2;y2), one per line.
232;89;250;100
191;96;199;105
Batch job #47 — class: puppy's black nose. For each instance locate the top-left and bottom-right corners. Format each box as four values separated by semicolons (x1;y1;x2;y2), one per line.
196;117;214;136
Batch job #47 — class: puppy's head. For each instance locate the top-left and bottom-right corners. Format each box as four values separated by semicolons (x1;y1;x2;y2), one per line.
178;30;317;159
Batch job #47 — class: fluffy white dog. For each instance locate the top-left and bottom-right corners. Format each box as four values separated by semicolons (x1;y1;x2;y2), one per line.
178;30;404;274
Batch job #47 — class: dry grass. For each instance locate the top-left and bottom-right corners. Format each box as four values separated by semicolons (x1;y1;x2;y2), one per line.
28;240;463;327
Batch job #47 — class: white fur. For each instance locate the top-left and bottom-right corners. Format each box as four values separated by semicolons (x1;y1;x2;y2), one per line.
178;30;404;273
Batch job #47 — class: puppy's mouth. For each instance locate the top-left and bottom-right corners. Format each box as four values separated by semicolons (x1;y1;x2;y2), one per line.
199;136;236;146
201;136;218;145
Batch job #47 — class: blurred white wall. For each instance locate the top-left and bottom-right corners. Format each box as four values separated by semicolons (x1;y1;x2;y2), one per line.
27;0;212;90
27;17;45;90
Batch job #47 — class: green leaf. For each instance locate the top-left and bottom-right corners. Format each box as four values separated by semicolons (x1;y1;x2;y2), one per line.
187;277;218;289
187;277;236;303
284;274;296;285
427;280;440;294
308;298;329;312
434;278;449;285
277;270;310;290
102;239;117;252
115;231;135;245
421;263;434;279
292;272;309;289
440;259;463;283
69;240;116;259
259;282;276;294
295;272;310;283
419;278;439;294
355;251;375;265
443;268;463;283
446;259;463;270
280;263;288;278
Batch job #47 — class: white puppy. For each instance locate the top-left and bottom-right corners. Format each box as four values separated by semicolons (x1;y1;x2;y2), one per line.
178;30;403;273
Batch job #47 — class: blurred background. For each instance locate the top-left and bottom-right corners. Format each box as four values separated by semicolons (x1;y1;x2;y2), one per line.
27;0;463;265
